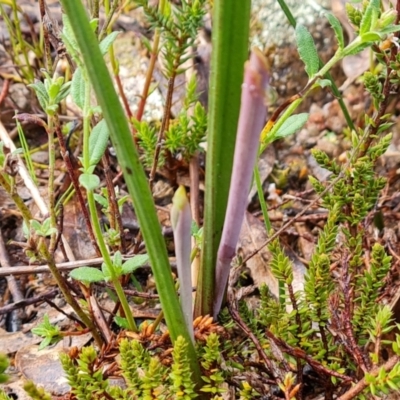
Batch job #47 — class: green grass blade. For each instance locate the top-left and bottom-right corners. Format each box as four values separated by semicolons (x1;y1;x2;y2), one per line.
194;0;251;317
59;0;201;384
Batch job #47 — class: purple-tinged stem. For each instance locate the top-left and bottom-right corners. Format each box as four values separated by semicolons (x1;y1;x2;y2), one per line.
214;48;270;318
171;185;194;342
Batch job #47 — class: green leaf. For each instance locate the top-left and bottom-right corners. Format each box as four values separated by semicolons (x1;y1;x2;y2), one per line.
122;254;149;274
29;81;49;111
270;113;309;143
346;42;371;55
99;31;120;56
61;0;202;383
295;24;319;78
94;193;108;209
89;18;99;33
114;315;129;329
54;82;71;104
89;119;109;166
30;219;42;233
70;267;105;283
318;79;332;88
360;0;380;35
38;337;52;350
378;25;400;35
71;67;85;109
361;32;382;42
101;262;112;280
113;251;123;268
62;14;78;48
326;13;344;49
79;173;100;190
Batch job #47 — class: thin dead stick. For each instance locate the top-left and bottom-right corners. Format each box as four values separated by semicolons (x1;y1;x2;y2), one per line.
0;289;58;315
0;256;176;277
0;228;26;319
0;257;112;277
0;120;75;259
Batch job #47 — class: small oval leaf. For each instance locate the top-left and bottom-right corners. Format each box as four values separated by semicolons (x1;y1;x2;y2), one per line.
268;113;309;145
326;13;344;49
70;267;104;283
79;173;100;190
89;119;109;166
28;82;49;111
360;0;380;35
122;254;149;275
71;68;85;109
360;32;382;43
99;31;120;56
295;24;319;78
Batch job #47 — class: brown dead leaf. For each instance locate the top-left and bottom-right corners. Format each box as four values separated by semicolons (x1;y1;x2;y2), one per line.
15;345;70;395
62;196;98;260
238;212;278;298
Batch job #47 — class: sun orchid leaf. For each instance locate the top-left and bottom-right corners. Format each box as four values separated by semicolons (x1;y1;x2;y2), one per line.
295;24;319;78
122;254;149;275
70;267;105;283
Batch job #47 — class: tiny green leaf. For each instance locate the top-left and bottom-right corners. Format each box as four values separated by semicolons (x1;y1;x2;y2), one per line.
268;113;309;145
101;262;112;280
113;251;123;268
99;31;120;56
114;315;129;329
94;193;109;209
54;82;71;104
71;68;85;109
122;254;149;274
89;18;99;33
326;13;344;49
89;119;109;166
29;81;49;111
378;25;400;36
346;42;371;56
70;267;105;283
295;24;319;78
30;219;42;233
79;173;100;190
360;0;380;35
360;32;382;43
318;79;332;88
62;14;78;48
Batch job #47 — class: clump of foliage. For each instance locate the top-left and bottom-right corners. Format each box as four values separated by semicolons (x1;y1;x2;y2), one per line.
59;332;227;399
2;0;400;399
229;1;400;397
133;0;208;169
